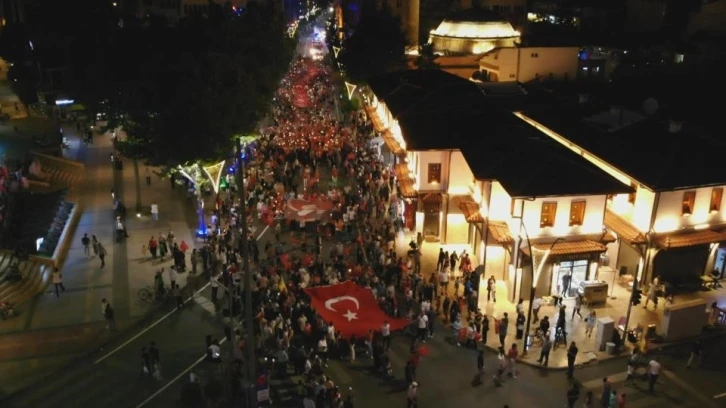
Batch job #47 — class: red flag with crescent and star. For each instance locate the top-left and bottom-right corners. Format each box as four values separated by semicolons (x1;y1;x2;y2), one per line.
304;281;409;337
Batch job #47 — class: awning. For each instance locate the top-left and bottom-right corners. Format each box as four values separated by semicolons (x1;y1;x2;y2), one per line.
398;178;416;198
583;231;617;244
382;129;405;156
604;209;647;245
520;240;607;257
454;196;484;223
488;220;514;245
394;163;417;198
363;105;388;133
421;193;442;203
655;229;726;249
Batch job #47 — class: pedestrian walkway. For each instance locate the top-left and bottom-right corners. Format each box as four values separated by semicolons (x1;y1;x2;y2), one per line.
0;122;202;398
391;227;726;369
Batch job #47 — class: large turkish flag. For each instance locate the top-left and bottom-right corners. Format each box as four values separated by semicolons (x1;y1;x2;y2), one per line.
304;281;409;337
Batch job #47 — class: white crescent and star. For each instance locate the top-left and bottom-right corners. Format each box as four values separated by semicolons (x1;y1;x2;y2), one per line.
324;296;360;321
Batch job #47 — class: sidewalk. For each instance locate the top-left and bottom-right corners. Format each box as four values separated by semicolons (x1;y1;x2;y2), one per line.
392;231;726;369
0;123;202;396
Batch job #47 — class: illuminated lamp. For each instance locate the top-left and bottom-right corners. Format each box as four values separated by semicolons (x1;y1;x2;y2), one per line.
344;82;357;100
202;160;226;194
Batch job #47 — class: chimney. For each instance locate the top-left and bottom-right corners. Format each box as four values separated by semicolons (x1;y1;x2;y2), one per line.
578;93;589;104
668;120;683;133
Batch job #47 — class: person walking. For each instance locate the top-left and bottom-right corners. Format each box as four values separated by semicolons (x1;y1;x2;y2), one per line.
406;382;418;408
507;343;519;379
538;335;552;366
481;314;489;344
92;235;99;257
515;311;525;340
169;266;178;288
102;298;117;331
210;273;219;303
98;242;107;268
572;294;583;320
566;341;578;378
687;341;702;368
52;268;65;297
566;383;581;408
82;233;91;258
487;275;497;302
145;167;152;185
151;203;159;221
498;313;509;346
149;341;161;379
532;296;542;322
585;310;597;337
140;347;152;377
600;377;611;408
381;321;391;351
172;284;183;309
476;350;485;377
647;357;661;393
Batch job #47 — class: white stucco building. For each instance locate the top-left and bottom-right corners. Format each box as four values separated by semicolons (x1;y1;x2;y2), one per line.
517;101;726;289
479;46;580;83
364;70;631;301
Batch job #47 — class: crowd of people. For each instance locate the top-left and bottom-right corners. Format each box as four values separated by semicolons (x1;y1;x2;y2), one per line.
190;35;488;407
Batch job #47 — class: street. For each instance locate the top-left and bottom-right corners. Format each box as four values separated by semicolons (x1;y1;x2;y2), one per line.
2;13;726;408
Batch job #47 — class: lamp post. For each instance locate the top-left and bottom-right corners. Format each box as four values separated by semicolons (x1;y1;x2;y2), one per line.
235;138;256;407
522;235;565;355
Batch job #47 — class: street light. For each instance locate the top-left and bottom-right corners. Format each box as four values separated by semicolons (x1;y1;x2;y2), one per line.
522;235;565;355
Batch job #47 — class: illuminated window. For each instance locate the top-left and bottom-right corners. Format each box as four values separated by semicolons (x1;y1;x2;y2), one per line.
540;202;557;228
569;201;586;226
682;191;696;216
710;188;723;213
427;163;441;184
628;183;637;204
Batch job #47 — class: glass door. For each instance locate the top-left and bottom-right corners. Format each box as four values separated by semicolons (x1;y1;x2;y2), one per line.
551;259;589;298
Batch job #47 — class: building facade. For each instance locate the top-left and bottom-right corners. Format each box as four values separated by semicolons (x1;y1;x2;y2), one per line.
364;70;631;301
517;101;726;289
479;46;579;82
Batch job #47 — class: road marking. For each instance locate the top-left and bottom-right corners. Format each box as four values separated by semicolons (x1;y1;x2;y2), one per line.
135;336;228;408
193;295;216;314
714;392;726;399
93;282;210;364
95;224;268;365
662;369;720;408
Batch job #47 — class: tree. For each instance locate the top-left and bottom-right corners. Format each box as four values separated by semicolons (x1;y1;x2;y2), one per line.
414;43;440;70
338;2;406;84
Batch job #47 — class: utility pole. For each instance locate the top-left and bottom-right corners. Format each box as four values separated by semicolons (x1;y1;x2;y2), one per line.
621;269;639;344
236;138;256;407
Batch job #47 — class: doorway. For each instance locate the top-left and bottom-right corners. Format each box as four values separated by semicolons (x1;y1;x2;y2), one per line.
422;202;440;238
551;259;589;298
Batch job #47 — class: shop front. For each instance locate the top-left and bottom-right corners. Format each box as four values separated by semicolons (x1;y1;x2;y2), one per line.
520;240;609;301
421;193;442;239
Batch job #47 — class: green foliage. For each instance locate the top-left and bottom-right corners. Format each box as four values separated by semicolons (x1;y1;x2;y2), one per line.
414;43;440;70
71;2;293;166
338;2;406;84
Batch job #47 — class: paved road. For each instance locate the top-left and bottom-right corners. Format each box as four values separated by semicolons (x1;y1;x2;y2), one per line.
5;291;225;408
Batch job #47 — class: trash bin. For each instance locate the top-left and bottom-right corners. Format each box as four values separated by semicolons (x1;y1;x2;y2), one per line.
605;342;615;354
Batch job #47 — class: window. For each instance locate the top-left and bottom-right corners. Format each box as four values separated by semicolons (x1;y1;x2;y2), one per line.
711;188;723;213
682;191;696;216
510;198;515;216
628;183;637;204
427;163;441;184
569;201;586;226
540;202;557;228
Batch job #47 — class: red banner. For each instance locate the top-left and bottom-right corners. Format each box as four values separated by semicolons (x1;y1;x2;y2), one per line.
304;281;409;337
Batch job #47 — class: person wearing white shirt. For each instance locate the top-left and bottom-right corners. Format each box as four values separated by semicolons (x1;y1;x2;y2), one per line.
420;299;431;313
210;274;219;302
381;321;391;350
150;203;159;221
407;382;418;406
417;313;429;342
168;267;178;288
532;296;543;322
647;357;661;393
208;340;221;363
317;338;329;367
